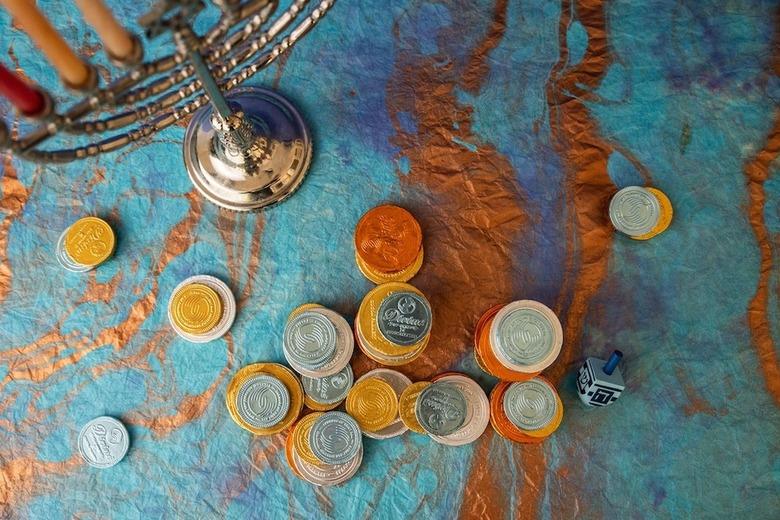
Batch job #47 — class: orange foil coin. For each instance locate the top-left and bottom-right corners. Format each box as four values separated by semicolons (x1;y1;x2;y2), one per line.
632;188;673;241
355;205;422;273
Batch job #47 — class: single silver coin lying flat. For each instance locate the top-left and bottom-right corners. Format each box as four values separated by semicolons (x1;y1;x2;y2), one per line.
416;382;468;436
309;411;362;465
609;186;660;236
236;374;290;429
78;416;130;469
283;311;338;369
503;379;557;431
377;291;432;346
302;365;354;405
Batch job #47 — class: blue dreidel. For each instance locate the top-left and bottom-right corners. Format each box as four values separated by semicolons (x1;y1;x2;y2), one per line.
576;350;625;407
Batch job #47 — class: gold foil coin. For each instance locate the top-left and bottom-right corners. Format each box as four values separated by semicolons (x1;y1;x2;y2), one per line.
632;188;673;241
63;217;115;267
398;381;431;434
293;412;324;466
170;283;223;335
345;377;398;432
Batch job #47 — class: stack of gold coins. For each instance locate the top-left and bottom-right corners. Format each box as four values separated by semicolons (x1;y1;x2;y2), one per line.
283;304;354;377
354;282;432;366
56;216;116;272
285;411;363;486
354;205;424;283
347;368;411;439
167;275;236;343
474;300;562;382
489;376;563;443
226;363;304;435
609;186;673;240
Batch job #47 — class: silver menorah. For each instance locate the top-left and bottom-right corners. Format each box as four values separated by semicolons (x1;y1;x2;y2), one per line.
0;0;335;211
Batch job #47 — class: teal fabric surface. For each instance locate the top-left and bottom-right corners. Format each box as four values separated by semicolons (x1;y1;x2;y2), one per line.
1;1;779;518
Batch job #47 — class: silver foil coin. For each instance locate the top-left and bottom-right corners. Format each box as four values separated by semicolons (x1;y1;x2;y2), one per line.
78;416;130;469
415;382;467;436
302;365;353;405
429;375;490;446
283;311;338;368
309;412;362;465
609;186;660;236
377;292;432;346
503;379;557;431
236;374;290;428
494;307;555;366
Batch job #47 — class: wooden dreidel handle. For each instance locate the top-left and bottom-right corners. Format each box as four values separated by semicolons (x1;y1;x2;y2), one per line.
576;350;625;407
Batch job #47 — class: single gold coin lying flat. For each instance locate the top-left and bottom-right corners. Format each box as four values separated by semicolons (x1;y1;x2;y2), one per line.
346;377;398;432
293;412;324;466
399;381;431;434
63;217;115;267
170;283;223;335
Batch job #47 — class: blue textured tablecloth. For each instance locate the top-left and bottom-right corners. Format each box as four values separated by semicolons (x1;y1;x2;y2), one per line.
1;1;779;518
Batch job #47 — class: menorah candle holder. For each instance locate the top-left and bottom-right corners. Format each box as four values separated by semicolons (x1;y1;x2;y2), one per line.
0;0;335;211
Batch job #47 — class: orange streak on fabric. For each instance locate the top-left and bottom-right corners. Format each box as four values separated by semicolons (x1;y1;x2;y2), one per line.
514;444;546;519
0;455;82;511
386;38;527;383
545;0;617;385
126;333;234;437
458;431;510;519
79;270;124;304
675;367;723;416
461;0;508;94
0;155;30;304
744;110;780;407
1;191;202;385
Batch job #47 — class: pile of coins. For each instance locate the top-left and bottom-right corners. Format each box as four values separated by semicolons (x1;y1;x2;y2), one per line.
474;300;562;381
167;275;236;343
57;216;115;272
285;411;363;486
489;376;563;443
355;282;432;365
609;186;673;240
283;304;354;377
354;205;424;283
226;363;304;435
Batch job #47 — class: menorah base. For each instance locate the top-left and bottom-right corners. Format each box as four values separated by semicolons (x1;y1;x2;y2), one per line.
183;87;312;212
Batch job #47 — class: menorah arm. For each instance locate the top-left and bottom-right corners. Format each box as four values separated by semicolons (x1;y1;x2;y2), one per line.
7;0;337;164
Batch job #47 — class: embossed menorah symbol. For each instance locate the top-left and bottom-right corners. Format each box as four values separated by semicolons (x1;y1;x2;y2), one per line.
0;0;336;211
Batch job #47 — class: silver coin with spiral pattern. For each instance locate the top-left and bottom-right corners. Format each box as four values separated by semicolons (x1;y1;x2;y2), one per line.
308;411;362;465
609;186;661;236
283;311;338;369
502;379;557;431
235;374;291;428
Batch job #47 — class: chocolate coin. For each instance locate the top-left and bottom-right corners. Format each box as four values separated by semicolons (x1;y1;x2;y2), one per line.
503;379;558;431
377;291;432;347
235;374;290;429
283;310;337;369
302;365;353;406
609;186;660;237
309;411;362;465
78;416;129;469
416;382;468;436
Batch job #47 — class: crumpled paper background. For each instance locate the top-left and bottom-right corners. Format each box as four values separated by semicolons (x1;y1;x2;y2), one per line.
1;0;779;518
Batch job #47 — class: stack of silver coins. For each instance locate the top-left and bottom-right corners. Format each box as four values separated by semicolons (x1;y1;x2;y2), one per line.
301;365;354;411
288;411;363;486
426;374;490;446
283;306;354;377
